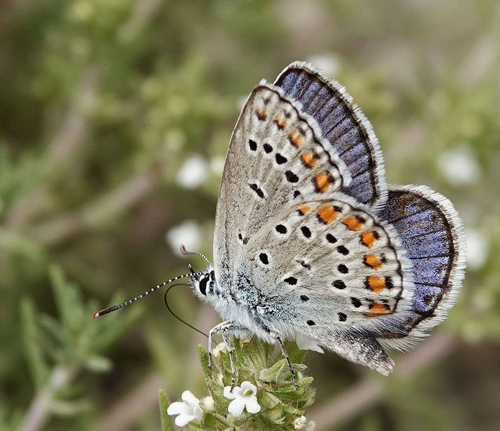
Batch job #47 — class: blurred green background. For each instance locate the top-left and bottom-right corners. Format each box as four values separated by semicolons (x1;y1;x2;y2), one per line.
1;0;500;430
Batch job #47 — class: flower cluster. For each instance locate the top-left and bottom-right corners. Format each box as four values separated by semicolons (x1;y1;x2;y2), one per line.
168;381;262;426
160;338;315;430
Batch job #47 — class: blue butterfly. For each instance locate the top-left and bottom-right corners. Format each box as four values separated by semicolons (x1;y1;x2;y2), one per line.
94;62;466;384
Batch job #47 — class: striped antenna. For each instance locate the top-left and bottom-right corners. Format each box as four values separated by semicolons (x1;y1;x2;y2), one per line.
92;271;202;318
180;245;211;265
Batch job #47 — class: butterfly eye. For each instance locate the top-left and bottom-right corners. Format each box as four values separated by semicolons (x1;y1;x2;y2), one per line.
198;276;209;296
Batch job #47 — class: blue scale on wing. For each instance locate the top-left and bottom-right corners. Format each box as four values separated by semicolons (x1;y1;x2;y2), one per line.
275;63;386;209
381;187;459;318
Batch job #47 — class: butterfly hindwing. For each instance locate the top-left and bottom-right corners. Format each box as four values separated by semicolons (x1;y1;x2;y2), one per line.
379;185;466;348
214;82;351;280
230;194;413;373
243;196;411;329
275;62;387;210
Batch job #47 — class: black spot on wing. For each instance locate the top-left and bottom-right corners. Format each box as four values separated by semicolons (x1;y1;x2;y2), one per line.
337;245;349;255
275;153;288;164
248;139;257;151
351;297;361;308
275;224;287;234
285;170;299;183
301;226;312;238
249;183;265;199
326;234;337;243
333;280;346;289
338;264;348;274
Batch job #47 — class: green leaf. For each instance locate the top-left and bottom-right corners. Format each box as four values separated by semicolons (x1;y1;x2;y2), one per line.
260;391;282;410
283;342;307;364
90;294;142;353
259;358;288;383
198;344;211;380
84;355;113;373
49;265;82;336
158;390;175;431
20;298;49;389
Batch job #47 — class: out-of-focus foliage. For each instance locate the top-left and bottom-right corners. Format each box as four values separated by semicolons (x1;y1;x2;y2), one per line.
1;1;499;430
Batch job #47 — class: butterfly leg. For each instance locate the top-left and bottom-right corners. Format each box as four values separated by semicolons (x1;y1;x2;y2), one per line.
208;321;250;388
274;335;298;389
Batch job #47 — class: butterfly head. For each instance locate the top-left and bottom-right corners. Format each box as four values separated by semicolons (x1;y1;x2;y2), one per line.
190;266;217;299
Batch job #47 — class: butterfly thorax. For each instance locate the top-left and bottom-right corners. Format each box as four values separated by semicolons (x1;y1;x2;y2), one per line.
192;265;294;344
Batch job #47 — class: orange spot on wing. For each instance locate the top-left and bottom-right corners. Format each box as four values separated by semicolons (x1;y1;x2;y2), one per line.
314;173;332;193
275;117;287;130
298;205;311;216
364;254;382;269
301;152;316;168
342;216;364;231
361;232;376;248
367;302;391;317
255;110;267;121
367;275;386;293
317;206;338;224
289;130;303;147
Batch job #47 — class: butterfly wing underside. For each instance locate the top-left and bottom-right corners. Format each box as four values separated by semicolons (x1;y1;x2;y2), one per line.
241;195;413;374
214;82;351;284
211;62;466;375
275;62;387;210
379;185;466;349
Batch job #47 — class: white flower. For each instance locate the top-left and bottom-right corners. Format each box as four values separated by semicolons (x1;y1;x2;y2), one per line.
201;396;215;411
294;415;307;429
213;342;228;357
437;144;481;186
167;390;203;427
166;220;201;256
223;381;261;416
306;419;316;431
176;155;209;189
294;415;316;430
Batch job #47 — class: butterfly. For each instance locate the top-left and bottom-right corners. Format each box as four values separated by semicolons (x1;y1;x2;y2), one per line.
94;62;466;384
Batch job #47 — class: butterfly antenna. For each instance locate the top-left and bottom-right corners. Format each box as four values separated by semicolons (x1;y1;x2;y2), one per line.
92;272;201;318
180;244;211;265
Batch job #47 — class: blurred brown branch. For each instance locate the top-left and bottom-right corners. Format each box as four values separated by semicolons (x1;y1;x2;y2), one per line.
16;366;75;431
29;171;154;246
92;372;165;431
5;67;100;231
312;333;459;430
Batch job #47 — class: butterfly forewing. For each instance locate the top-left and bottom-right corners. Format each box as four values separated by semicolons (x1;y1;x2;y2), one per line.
275;62;387;210
214;82;351;282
